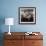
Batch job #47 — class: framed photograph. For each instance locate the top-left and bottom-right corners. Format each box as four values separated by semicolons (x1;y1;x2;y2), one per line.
19;7;36;24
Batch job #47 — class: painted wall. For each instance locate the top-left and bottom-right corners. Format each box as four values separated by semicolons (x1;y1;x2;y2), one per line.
0;0;46;46
0;0;46;32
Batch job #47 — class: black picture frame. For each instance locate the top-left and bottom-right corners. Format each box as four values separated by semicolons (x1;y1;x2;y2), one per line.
19;7;36;24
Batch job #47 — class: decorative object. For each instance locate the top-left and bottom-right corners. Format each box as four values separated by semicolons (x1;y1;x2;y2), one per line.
5;18;14;35
19;7;36;24
25;32;38;35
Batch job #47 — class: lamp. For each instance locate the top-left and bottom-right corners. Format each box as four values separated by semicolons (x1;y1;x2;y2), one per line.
5;18;14;35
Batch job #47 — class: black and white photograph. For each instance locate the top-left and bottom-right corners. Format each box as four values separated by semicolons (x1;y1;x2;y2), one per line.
19;7;36;24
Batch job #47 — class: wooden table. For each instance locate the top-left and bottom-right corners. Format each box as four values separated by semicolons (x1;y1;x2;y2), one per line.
4;32;43;46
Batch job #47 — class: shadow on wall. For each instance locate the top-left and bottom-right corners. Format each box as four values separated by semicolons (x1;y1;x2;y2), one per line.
0;16;5;46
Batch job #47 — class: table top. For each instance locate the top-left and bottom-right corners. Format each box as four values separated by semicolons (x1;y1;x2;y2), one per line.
4;32;43;40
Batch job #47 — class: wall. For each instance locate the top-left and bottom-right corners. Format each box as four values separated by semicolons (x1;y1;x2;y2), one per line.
0;0;46;46
0;0;46;32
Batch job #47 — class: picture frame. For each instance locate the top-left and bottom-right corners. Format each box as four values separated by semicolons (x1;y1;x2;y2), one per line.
19;7;36;24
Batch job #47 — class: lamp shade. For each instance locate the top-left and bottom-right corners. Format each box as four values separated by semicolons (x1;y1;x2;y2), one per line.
5;18;14;25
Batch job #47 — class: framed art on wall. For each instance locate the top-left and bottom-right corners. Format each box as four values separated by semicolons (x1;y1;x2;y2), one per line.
19;7;36;24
